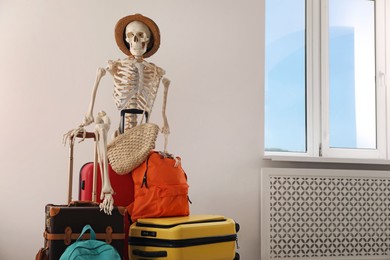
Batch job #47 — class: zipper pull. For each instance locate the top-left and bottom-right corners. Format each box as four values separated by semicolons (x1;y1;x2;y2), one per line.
187;196;192;204
141;156;150;188
141;172;148;188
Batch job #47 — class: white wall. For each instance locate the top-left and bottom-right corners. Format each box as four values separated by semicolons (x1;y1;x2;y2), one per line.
0;0;264;259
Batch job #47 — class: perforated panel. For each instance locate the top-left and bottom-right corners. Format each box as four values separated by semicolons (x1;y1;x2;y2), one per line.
261;168;390;260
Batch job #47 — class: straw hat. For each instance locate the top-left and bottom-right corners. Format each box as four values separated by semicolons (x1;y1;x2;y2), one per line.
115;13;160;58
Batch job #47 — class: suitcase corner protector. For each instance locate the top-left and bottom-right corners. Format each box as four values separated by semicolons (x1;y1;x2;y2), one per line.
49;207;61;217
118;206;126;216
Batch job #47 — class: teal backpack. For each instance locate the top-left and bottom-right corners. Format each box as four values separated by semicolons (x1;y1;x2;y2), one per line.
60;224;121;260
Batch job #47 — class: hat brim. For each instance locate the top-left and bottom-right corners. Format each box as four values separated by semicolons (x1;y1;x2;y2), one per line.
115;14;160;58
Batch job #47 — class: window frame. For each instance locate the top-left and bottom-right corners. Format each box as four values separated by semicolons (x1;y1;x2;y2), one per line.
264;0;389;162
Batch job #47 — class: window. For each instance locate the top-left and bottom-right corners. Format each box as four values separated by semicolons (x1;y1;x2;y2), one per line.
264;0;388;161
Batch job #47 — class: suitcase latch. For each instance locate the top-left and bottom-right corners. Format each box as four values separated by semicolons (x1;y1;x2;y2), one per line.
141;230;157;237
105;226;113;244
64;226;72;245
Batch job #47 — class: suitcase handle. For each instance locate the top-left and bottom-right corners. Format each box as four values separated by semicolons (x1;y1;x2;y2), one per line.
67;131;98;204
68;201;99;207
132;249;167;258
120;109;149;134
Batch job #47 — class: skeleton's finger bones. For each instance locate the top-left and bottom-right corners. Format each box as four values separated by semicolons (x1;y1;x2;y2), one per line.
99;193;114;215
62;126;88;145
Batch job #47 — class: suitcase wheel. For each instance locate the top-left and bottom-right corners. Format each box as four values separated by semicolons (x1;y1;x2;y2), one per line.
234;252;240;260
235;222;240;233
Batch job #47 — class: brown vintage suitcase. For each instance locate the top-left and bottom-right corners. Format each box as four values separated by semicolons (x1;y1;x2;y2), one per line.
44;202;129;260
36;132;130;260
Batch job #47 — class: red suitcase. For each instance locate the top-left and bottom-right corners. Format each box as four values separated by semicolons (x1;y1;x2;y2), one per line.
79;162;134;207
78;109;147;207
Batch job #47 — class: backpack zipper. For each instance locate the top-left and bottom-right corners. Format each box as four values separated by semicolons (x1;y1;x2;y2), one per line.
141;173;148;188
141;156;150;188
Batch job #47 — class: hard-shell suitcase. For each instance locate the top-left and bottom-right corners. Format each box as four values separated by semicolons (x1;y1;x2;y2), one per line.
44;202;130;260
128;215;240;260
79;162;134;207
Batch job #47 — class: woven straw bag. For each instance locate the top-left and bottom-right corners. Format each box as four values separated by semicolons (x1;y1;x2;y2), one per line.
107;122;159;175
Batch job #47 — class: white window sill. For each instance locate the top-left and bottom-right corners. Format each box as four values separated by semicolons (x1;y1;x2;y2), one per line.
263;155;390;165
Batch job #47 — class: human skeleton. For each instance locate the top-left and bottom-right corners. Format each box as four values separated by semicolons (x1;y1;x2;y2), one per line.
64;15;170;214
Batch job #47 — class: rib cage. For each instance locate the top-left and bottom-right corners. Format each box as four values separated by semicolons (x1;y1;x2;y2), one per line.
109;58;165;130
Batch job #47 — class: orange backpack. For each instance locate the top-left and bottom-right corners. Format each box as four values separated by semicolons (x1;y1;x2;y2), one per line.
127;151;190;222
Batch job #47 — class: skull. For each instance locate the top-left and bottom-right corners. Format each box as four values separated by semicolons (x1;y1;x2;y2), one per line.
125;21;151;58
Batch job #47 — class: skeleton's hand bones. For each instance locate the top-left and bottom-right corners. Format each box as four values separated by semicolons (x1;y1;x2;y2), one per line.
62;112;95;145
63;124;88;145
100;192;114;215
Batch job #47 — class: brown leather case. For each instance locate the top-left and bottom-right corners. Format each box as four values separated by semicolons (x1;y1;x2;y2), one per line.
43;203;130;260
37;132;130;260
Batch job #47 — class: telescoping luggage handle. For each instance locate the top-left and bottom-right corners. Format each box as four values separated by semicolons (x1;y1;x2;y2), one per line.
67;132;98;204
119;109;149;134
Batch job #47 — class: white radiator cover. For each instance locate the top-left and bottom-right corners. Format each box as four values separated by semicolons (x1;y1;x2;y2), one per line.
261;168;390;260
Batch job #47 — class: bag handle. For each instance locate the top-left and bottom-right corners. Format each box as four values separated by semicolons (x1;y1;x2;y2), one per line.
67;132;98;204
77;225;96;241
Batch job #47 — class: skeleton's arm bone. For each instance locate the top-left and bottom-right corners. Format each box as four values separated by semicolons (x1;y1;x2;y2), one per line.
161;77;170;152
62;67;107;145
84;68;107;126
161;77;170;133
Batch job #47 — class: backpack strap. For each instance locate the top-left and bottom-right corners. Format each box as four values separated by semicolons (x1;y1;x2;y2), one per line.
77;225;96;241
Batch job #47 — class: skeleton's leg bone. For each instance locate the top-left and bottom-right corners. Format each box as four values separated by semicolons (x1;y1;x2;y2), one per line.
94;111;114;215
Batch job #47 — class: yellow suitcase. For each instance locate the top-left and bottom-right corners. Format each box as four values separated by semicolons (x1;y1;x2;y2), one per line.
129;215;240;260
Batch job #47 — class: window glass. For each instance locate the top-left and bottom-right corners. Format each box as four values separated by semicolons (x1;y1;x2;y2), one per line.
264;0;306;152
328;0;376;149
